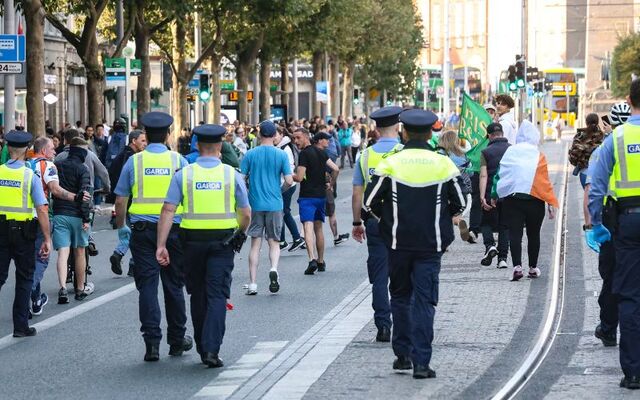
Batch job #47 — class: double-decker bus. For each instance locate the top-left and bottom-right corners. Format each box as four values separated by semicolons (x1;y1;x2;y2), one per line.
453;65;482;101
544;68;579;127
415;65;443;111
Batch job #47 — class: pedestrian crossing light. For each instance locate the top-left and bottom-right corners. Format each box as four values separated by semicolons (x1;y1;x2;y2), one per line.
507;65;517;91
515;55;526;89
199;74;210;102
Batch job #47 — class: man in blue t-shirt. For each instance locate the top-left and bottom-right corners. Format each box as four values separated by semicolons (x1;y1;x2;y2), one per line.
240;121;293;295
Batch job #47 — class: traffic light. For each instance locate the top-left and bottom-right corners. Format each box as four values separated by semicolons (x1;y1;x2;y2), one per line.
545;81;553;92
507;65;517;91
515;55;526;89
353;88;359;104
199;74;210;102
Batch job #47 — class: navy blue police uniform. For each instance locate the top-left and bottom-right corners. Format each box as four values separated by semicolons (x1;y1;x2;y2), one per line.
363;110;466;379
114;112;192;361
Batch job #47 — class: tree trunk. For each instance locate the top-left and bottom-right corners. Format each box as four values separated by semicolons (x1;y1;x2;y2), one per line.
329;54;340;119
24;0;45;137
171;20;188;141
341;59;356;119
84;37;104;127
236;61;251;124
135;10;151;121
207;56;221;124
311;51;323;118
280;57;289;108
259;55;271;121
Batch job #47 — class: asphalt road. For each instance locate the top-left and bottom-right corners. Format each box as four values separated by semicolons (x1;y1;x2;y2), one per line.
0;166;366;400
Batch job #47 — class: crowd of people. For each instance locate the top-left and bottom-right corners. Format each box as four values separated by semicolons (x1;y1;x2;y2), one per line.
1;80;639;388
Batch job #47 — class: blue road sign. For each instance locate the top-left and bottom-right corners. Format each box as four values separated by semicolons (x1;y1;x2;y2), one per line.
0;35;25;63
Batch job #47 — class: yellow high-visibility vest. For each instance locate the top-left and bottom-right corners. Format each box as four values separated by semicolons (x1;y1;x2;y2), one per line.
375;148;460;187
359;143;402;188
612;124;640;199
129;150;183;216
0;164;34;221
180;163;238;230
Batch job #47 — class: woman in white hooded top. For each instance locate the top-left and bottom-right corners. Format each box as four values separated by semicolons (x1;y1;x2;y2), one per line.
274;127;305;252
492;120;559;281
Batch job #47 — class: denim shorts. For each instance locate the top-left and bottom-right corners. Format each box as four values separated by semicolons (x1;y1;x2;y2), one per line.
52;215;89;249
298;197;326;223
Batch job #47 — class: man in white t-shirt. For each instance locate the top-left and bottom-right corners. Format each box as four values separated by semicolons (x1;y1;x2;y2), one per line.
29;137;89;316
495;94;518;145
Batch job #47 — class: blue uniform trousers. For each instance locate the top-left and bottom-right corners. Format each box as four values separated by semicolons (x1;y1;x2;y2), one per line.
182;238;234;355
131;226;187;345
388;249;441;366
0;223;36;333
598;240;618;335
613;212;640;377
365;219;391;330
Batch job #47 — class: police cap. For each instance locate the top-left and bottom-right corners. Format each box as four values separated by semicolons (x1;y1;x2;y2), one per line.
192;124;226;143
5;130;33;148
140;112;173;135
399;109;438;132
370;106;403;127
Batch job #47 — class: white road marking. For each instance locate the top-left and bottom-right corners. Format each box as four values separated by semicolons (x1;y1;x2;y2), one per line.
193;341;288;399
0;283;136;351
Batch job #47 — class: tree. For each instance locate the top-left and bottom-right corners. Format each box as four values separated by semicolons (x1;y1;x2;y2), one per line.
21;0;45;136
611;33;640;98
45;0;133;126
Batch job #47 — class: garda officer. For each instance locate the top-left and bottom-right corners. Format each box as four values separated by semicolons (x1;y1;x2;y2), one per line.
113;112;192;361
352;106;403;342
590;79;640;390
363;109;466;379
0;131;52;337
156;124;250;368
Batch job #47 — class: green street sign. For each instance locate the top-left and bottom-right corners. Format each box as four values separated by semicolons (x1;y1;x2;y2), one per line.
130;59;142;76
104;57;126;71
220;79;235;91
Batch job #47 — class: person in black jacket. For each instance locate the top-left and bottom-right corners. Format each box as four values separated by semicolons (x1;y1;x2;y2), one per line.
53;137;93;304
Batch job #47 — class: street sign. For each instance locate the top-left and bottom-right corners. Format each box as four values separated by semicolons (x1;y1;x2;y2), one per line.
0;35;25;63
221;79;235;91
129;59;142;76
228;91;254;102
188;76;200;89
0;62;22;74
105;75;126;87
436;86;444;96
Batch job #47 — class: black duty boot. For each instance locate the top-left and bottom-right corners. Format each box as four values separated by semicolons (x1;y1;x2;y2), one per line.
169;336;193;356
620;375;640;390
392;355;412;370
413;364;436;379
376;326;391;342
201;353;224;368
594;324;617;347
144;342;160;362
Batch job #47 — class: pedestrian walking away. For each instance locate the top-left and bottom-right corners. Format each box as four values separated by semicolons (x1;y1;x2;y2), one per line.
364;109;466;379
589;79;640;390
113;111;192;362
492;120;558;281
352;106;403;343
240;121;293;295
292;128;340;275
479;123;511;269
157;123;250;368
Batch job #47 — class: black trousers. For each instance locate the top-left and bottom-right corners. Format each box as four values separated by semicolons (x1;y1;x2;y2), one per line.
0;225;36;333
502;196;545;267
469;173;482;234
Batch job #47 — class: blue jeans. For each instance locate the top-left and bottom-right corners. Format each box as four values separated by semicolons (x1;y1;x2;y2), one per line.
280;185;301;242
31;223;50;302
94;176;103;205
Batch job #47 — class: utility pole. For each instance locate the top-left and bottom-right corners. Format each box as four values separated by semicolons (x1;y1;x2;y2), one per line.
442;0;450;118
115;0;125;122
292;58;299;121
252;60;260;124
519;0;528;124
3;0;15;131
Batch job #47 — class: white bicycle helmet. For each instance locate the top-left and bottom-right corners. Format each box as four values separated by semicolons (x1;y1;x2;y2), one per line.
610;102;631;126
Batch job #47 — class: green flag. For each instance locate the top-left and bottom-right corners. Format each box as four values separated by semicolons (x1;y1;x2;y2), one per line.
458;92;492;173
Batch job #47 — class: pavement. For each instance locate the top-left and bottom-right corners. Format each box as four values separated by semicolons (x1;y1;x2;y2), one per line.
0;139;635;399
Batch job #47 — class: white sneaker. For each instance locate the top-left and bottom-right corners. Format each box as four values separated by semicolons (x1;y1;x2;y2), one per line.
84;282;95;295
497;259;508;269
245;283;257;295
528;267;541;278
511;266;524;281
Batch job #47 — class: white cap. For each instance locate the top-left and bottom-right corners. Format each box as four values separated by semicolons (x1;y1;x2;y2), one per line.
483;103;496;111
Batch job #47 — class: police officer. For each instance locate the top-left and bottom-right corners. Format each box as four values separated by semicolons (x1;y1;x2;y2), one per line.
114;112;192;361
0;131;52;337
156;124;250;368
363;109;466;379
352;106;403;342
590;79;640;390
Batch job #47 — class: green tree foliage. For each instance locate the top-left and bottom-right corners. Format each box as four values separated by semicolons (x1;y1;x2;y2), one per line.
611;32;640;98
